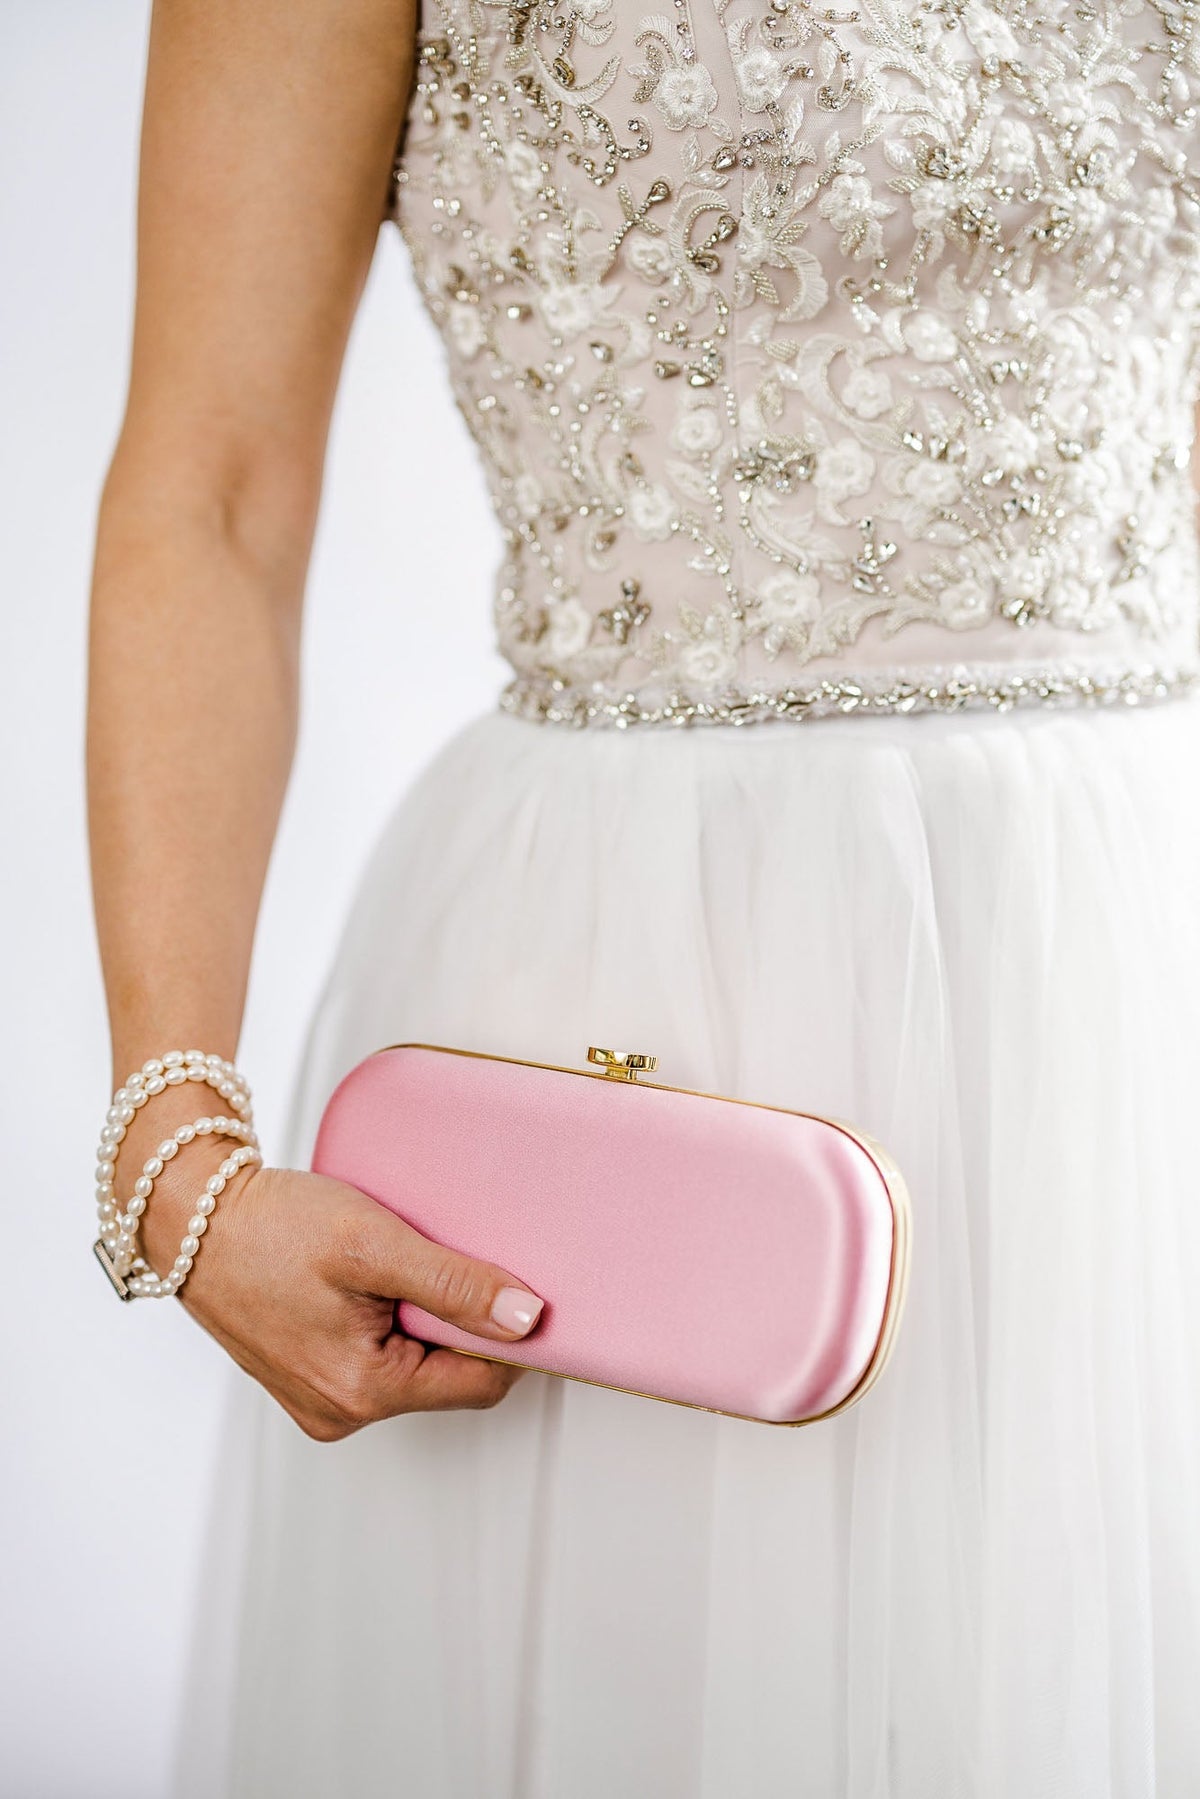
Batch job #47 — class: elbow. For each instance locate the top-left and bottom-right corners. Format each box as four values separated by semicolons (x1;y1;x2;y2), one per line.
97;417;323;625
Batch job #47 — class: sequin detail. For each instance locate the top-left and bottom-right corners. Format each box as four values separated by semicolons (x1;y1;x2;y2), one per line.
393;0;1200;716
500;659;1200;724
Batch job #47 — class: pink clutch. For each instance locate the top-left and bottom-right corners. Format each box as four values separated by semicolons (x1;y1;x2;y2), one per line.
311;1043;912;1426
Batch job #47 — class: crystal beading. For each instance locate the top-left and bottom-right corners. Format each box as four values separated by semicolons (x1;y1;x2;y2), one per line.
393;0;1200;723
501;659;1200;726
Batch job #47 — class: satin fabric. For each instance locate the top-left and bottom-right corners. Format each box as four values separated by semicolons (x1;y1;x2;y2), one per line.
311;1044;903;1421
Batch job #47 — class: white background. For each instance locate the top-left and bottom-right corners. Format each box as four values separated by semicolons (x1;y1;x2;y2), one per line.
1;7;504;1793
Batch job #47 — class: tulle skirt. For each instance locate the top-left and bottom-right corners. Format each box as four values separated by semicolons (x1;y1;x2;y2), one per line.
178;696;1200;1799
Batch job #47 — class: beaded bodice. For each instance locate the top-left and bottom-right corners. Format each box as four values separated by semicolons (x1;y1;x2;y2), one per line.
392;0;1200;722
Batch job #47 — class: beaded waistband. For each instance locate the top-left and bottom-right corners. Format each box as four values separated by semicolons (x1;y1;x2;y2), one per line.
499;661;1200;728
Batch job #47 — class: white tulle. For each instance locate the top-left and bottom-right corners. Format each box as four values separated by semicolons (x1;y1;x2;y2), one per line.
176;698;1200;1799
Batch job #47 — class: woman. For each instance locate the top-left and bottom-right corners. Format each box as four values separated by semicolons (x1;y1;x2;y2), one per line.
87;0;1200;1792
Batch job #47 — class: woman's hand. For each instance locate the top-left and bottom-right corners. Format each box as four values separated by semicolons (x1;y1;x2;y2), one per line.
130;1098;542;1440
191;1166;541;1439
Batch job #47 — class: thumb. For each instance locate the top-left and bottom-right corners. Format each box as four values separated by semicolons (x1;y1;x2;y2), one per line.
358;1207;545;1341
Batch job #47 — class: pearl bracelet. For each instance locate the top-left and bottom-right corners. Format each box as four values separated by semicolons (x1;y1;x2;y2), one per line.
108;1049;252;1128
97;1114;259;1282
123;1140;262;1299
93;1049;257;1301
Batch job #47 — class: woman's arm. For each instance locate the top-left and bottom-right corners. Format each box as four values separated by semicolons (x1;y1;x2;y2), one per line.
88;0;543;1437
90;0;409;1076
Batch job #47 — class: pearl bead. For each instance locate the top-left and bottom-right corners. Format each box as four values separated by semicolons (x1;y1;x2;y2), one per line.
95;1049;256;1301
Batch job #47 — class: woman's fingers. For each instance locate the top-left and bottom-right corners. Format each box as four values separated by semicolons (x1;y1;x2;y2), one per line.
291;1335;527;1438
373;1335;527;1416
342;1202;545;1344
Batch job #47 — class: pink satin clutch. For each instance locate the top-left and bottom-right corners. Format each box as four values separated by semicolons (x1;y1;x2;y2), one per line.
310;1042;912;1426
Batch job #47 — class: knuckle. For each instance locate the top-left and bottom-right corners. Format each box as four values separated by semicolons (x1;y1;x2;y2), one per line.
335;1369;383;1430
466;1364;517;1410
427;1255;488;1322
305;1360;380;1434
329;1209;376;1280
291;1408;352;1444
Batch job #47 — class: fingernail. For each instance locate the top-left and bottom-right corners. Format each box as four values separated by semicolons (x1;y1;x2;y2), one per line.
490;1286;544;1335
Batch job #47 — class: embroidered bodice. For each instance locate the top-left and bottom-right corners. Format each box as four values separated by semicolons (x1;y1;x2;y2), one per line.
392;0;1200;722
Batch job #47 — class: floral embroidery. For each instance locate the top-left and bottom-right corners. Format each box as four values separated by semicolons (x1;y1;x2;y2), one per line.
394;0;1200;719
651;63;720;127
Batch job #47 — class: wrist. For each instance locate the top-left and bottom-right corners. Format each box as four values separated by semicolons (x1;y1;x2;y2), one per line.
135;1123;242;1276
94;1047;259;1300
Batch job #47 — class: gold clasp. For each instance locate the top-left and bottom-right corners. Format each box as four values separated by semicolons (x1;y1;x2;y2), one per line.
587;1046;658;1082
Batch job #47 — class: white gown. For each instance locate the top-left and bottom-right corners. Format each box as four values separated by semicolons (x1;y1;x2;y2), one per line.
177;0;1200;1790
